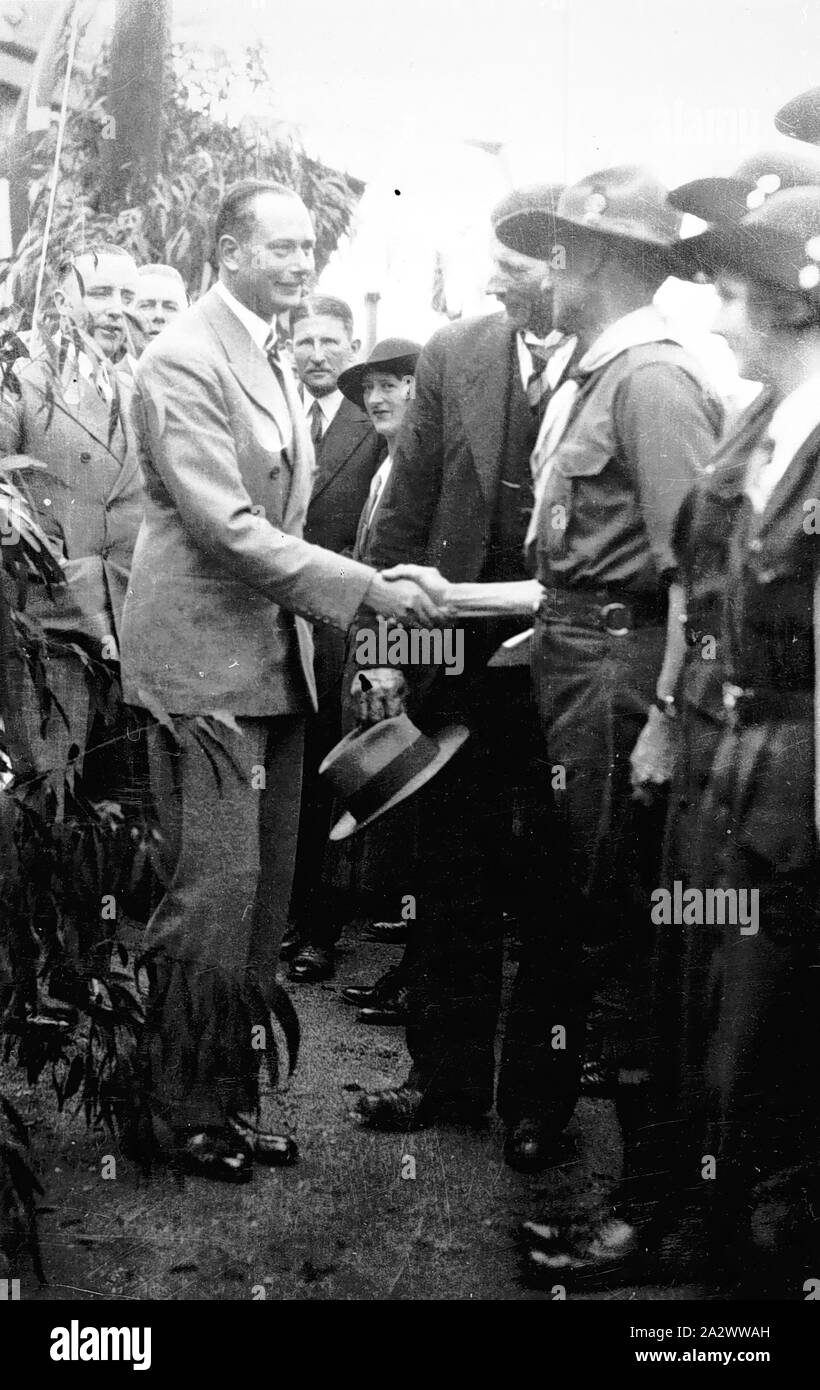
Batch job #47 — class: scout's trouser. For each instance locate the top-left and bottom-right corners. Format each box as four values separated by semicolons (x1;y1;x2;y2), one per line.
528;615;669;1161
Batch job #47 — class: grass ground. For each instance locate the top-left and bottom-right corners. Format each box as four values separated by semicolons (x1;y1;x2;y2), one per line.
4;926;718;1302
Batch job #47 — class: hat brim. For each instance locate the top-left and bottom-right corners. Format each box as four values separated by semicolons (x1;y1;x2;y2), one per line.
667;176;753;223
775;87;820;143
329;723;470;840
672;223;817;293
497;209;679;267
337;355;419;410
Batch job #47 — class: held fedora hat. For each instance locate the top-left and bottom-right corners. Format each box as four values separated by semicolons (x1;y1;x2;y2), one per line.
337;337;421;411
775;87;820;144
496;164;682;264
672;186;820;306
320;712;469;840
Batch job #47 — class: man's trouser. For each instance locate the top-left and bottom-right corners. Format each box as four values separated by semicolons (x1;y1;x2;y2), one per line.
403;666;554;1114
138;713;304;1135
526;615;669;1142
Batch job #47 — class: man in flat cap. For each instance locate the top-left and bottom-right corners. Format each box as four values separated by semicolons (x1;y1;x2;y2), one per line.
349;186;577;1171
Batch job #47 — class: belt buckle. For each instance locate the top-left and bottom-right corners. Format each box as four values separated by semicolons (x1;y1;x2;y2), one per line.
600;601;630;636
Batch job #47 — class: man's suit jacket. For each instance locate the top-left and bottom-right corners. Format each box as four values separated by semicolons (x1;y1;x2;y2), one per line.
357;311;533;713
120;285;375;718
367;311;524;582
303;395;386;555
0;353;144;651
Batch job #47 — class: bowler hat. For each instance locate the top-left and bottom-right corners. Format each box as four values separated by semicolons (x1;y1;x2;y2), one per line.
672;186;820;304
320;713;469;840
669;147;820;225
337;337;421;410
496;165;681;263
775;87;820;143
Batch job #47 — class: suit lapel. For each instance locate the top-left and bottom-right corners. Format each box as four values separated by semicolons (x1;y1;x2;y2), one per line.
201;288;315;528
311;397;372;499
455;313;516;504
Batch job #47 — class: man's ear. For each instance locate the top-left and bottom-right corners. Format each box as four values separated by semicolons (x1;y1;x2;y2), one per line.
350;337;362;356
218;234;241;273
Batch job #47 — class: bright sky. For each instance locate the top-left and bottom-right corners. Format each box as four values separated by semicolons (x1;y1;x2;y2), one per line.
50;0;820;338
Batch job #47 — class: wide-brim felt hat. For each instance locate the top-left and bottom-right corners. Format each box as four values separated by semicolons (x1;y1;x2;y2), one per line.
669;147;820;228
337;337;421;410
775;87;820;143
671;186;820;300
496;165;682;265
320;712;469;840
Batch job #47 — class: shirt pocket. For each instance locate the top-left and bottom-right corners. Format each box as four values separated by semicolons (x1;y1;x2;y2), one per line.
544;432;614;559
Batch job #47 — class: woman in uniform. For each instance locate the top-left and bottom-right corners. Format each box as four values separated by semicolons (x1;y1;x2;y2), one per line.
632;186;820;1293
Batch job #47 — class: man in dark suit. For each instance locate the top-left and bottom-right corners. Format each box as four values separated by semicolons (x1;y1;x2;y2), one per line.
120;179;440;1181
351;186;576;1170
286;296;387;980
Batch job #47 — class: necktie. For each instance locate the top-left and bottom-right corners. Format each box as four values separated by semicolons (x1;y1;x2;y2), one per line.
309;399;324;453
743;432;777;514
525;343;555;420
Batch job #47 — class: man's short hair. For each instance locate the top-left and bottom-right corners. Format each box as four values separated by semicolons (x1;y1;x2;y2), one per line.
290;294;355;338
137;263;187;288
58;242;136;282
214;179;300;253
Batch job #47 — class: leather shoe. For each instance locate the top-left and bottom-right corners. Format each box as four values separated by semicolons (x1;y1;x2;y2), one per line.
290;945;334;982
357;986;412;1025
504;1120;570;1173
341;966;403;1007
350;1084;486;1131
520;1215;647;1290
179;1130;253;1184
279;929;300;961
227;1115;298;1167
363;920;409;944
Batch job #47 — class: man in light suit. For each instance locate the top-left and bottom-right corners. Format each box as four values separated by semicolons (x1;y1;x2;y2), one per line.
285;295;386;980
0;244;144;802
121;179;440;1182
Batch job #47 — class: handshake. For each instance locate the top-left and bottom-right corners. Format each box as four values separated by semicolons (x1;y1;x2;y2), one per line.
365;564;545;626
364;564;455;627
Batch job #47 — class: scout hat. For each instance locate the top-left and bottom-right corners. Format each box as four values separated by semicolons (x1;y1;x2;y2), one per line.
320;712;469;840
496;164;682;265
669;147;820;224
337;337;421;411
775;87;820;143
672;185;820;308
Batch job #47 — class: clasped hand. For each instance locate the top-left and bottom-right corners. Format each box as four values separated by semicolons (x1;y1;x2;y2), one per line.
367;564;454;627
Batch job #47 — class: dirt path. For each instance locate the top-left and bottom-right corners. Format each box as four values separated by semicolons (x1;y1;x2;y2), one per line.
6;927;715;1302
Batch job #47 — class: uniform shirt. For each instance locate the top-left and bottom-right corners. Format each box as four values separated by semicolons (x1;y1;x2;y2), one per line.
747;375;820;512
535;337;722;594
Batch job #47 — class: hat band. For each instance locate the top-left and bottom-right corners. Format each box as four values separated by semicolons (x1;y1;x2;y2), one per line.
346;732;441;823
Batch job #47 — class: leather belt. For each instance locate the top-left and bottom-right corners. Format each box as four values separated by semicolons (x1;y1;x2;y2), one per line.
722;683;813;726
538;587;667;636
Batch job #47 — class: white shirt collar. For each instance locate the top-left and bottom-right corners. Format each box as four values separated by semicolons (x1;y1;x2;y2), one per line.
746;374;820;512
303;387;344;426
215;280;273;353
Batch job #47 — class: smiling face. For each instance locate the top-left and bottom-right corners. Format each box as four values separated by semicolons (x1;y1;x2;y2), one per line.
135;271;188;338
57;250;140;359
219;191;316;322
292;313;359;398
361;370;414;444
